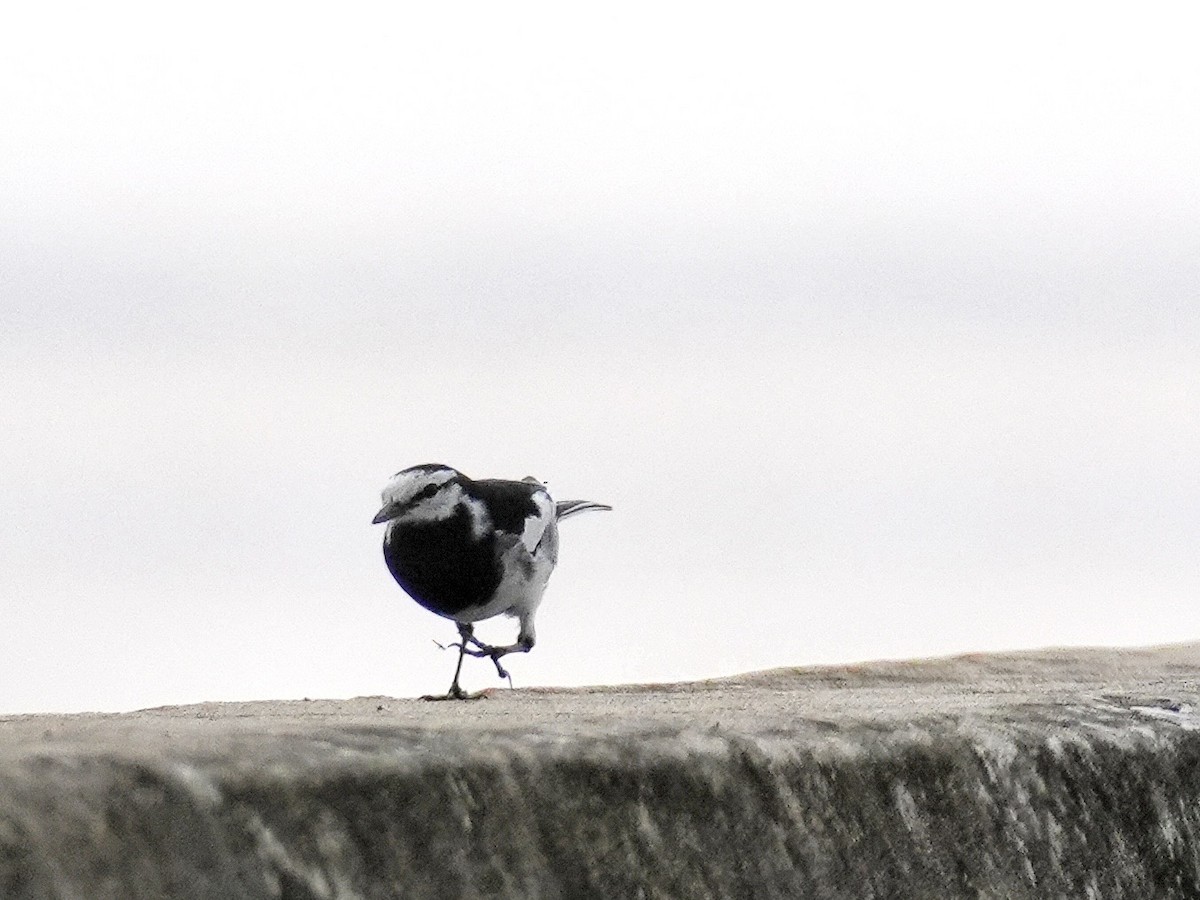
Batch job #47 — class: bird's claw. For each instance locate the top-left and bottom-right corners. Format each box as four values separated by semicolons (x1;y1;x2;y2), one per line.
421;686;491;702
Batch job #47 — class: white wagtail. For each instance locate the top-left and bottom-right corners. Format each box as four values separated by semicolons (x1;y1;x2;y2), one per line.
372;463;611;700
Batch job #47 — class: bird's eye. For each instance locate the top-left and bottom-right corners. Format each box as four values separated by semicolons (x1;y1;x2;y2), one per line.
415;484;439;501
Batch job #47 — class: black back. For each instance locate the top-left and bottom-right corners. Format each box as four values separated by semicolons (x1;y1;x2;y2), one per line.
468;479;541;534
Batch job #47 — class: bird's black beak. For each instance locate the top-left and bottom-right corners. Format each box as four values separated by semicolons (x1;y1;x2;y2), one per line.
372;502;403;525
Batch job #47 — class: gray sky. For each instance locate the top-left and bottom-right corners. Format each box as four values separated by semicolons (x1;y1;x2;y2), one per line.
3;3;1198;713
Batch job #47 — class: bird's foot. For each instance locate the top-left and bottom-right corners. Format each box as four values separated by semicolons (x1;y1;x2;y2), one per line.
442;625;525;687
420;690;490;701
420;684;494;702
461;643;522;683
440;640;513;685
460;637;529;659
457;646;510;681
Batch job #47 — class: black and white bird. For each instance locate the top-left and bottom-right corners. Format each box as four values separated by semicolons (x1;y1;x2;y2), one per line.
372;463;611;700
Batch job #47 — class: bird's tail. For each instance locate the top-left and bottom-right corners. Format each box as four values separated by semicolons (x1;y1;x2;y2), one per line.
555;499;613;520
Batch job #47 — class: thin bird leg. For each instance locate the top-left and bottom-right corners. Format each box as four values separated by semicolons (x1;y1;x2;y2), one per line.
459;645;510;680
461;637;533;685
447;636;469;697
436;622;526;688
448;625;517;681
458;629;494;653
462;642;529;659
421;623;486;701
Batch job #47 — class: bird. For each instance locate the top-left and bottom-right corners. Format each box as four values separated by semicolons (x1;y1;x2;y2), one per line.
372;463;611;700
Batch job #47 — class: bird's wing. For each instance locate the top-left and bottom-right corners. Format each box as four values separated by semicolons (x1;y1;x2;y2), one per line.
520;488;555;554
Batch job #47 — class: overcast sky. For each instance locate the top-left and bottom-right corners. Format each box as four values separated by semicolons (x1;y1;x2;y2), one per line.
2;3;1198;713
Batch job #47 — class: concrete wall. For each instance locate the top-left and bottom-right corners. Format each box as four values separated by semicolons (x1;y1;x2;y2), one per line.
4;646;1200;898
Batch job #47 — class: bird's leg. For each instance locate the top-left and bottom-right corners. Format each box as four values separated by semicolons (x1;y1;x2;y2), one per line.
460;619;535;685
427;620;532;692
447;629;469;697
421;623;488;701
460;644;513;681
466;646;512;684
458;627;493;653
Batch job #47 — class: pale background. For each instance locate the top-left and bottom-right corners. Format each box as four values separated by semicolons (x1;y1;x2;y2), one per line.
3;2;1197;713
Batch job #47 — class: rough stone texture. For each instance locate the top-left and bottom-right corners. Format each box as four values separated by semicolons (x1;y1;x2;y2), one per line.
5;644;1200;898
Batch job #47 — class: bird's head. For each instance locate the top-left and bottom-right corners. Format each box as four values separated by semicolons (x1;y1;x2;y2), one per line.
371;464;463;525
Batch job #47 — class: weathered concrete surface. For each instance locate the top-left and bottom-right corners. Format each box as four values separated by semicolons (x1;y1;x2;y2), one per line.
5;644;1200;898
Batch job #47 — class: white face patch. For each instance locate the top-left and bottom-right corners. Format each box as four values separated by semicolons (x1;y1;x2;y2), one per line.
402;482;491;538
381;473;493;540
379;467;457;511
